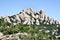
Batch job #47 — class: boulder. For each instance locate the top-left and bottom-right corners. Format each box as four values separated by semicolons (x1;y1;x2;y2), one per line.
4;16;11;23
0;32;3;38
36;19;40;25
15;14;21;23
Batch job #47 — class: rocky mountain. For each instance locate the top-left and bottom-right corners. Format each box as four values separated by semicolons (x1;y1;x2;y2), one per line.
0;8;60;40
0;8;59;25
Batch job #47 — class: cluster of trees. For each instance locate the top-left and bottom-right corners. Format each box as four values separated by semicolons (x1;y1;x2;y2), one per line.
0;18;60;40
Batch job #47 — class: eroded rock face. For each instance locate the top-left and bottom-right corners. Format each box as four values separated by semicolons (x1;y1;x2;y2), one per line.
39;9;45;21
15;14;21;23
4;16;11;23
1;8;59;25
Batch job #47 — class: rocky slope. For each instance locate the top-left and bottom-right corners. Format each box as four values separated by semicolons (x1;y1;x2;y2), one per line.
0;8;60;40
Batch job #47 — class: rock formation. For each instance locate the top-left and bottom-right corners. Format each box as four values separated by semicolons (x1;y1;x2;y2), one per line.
0;8;60;40
0;32;28;40
1;8;59;25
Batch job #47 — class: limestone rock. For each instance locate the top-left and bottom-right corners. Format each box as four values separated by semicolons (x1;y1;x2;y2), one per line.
0;8;59;25
0;32;28;40
4;16;11;23
45;30;50;33
36;19;40;25
15;14;21;23
0;32;3;38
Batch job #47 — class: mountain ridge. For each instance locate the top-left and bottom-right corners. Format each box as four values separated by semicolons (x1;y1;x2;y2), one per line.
0;8;59;25
0;8;60;40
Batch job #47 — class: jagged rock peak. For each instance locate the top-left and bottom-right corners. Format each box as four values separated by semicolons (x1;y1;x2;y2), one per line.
0;8;59;25
40;9;45;14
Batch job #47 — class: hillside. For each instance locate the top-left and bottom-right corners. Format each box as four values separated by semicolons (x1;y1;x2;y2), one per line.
0;8;60;40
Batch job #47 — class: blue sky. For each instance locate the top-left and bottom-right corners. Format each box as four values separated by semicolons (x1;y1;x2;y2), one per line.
0;0;60;22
